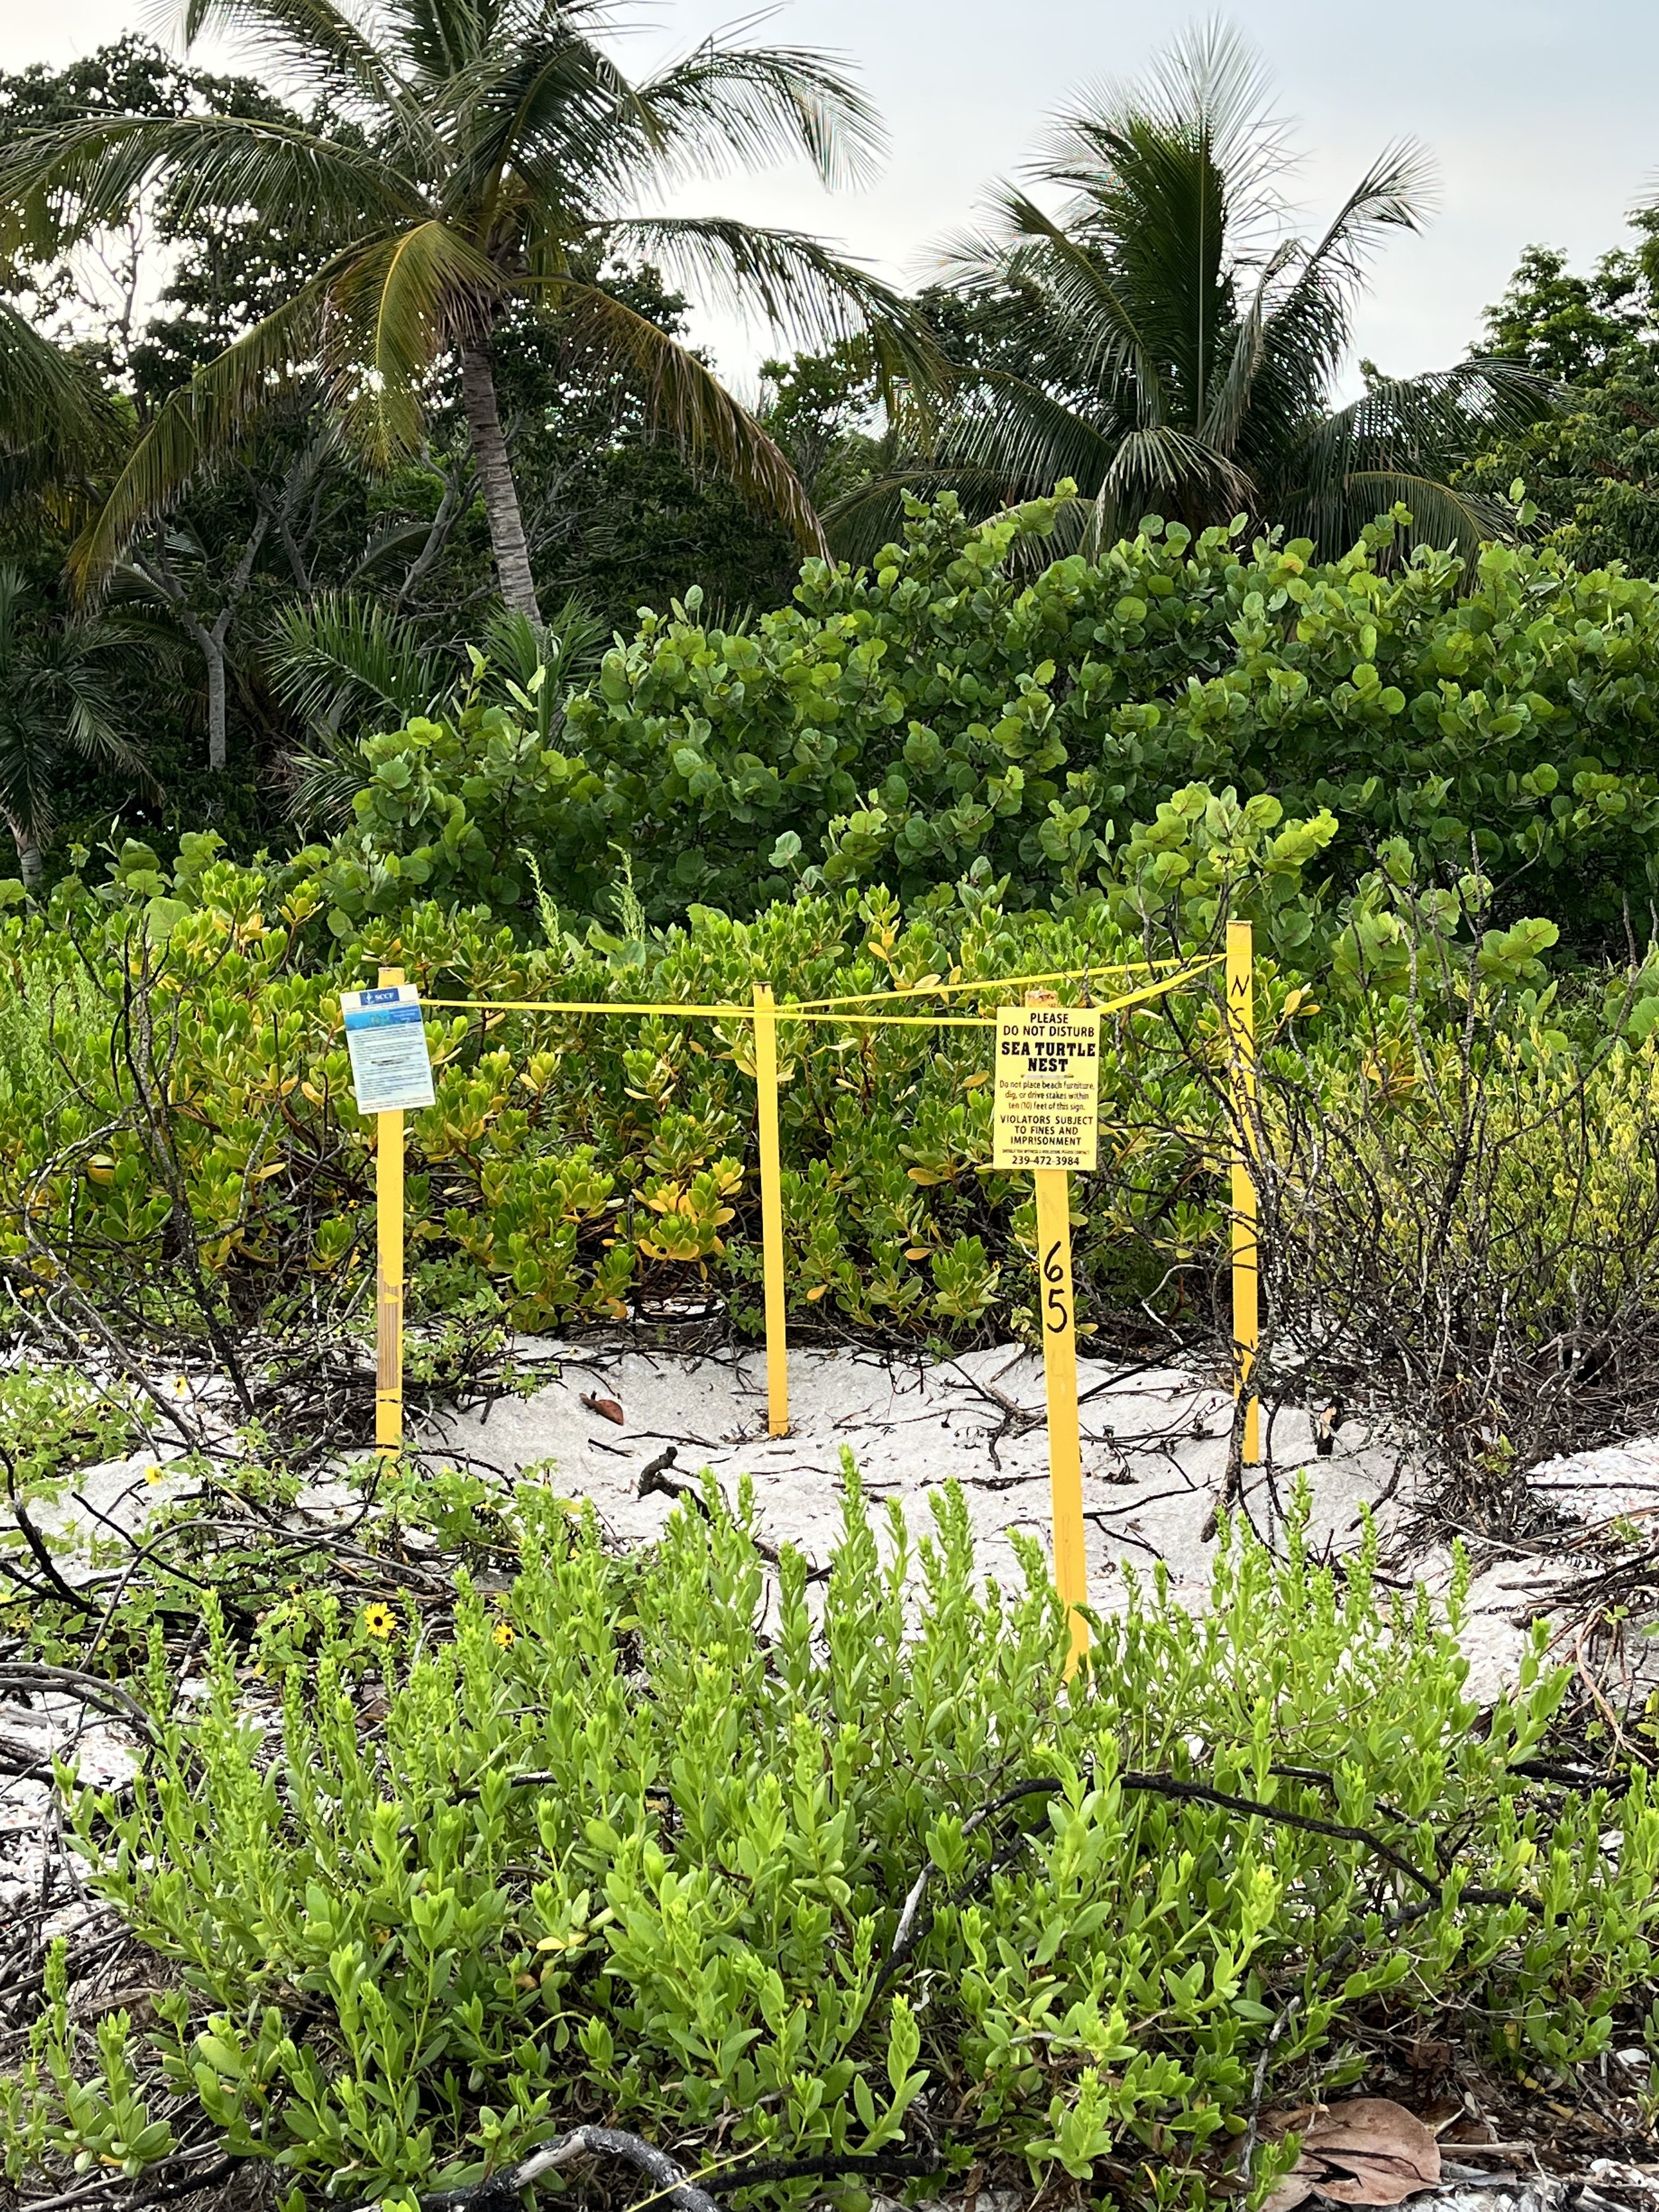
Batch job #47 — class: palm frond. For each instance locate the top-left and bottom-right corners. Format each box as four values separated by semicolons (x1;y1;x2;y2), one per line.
1283;469;1510;562
328;220;503;462
1285;359;1552;496
557;281;828;553
1038;19;1291;248
449;29;630;225
0;301;124;505
347;518;449;583
0;115;421;260
1104;423;1256;516
386;0;514;90
1293;139;1439;301
283;731;370;832
480;597;606;740
66;275;334;593
937;189;1159;408
588;216;946;384
935;369;1125;503
0;563;153;845
482;597;605;688
1254;141;1439;410
181;0;418;123
1279;359;1551;555
1058;118;1234;408
622;39;886;193
265;590;446;733
57;686;152;782
1200;240;1297;454
820;463;962;559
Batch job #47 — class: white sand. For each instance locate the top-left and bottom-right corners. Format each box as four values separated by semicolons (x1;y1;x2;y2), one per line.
5;1336;1646;1912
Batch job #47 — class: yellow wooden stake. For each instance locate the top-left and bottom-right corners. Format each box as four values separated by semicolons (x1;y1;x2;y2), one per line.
375;963;405;1458
753;982;789;1436
1033;1166;1089;1669
1226;921;1260;1465
1013;986;1090;1668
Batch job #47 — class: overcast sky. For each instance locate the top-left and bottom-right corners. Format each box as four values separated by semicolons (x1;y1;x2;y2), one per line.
3;0;1658;398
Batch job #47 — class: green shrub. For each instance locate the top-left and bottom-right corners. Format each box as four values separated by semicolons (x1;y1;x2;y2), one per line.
0;1363;137;1507
315;492;1659;944
5;1476;1656;2208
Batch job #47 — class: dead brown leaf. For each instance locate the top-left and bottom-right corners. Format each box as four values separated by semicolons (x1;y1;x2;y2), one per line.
1262;2098;1442;2212
581;1393;624;1425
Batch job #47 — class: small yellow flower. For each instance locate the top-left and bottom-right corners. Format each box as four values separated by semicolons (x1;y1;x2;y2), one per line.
144;1464;163;1485
362;1602;396;1640
492;1620;516;1649
173;1376;188;1396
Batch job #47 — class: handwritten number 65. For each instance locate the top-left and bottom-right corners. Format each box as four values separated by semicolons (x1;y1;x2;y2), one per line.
1043;1239;1068;1333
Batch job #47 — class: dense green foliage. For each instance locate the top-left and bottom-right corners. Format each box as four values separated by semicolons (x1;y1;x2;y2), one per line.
331;492;1659;947
0;15;1604;881
5;1480;1655;2207
6;485;1656;1373
7;23;1659;2207
0;764;1630;1368
0;831;1271;1344
0;561;154;880
1464;220;1659;579
0;38;870;841
0;0;930;624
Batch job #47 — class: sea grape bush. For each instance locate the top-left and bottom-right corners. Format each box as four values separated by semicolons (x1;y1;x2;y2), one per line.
4;1479;1656;2209
325;490;1659;942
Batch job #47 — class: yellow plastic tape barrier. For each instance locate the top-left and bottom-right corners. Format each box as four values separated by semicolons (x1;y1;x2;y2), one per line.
421;957;1221;1028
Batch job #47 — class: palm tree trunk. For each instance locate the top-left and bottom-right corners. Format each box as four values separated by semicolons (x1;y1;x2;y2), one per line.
460;342;541;621
7;817;41;889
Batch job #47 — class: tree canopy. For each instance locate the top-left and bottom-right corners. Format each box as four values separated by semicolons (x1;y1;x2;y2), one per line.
0;0;936;614
1462;218;1659;578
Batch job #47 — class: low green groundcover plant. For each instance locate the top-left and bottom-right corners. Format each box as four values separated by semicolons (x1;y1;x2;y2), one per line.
4;1474;1656;2210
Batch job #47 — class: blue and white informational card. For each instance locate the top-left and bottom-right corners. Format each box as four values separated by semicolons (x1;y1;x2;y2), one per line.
340;984;435;1114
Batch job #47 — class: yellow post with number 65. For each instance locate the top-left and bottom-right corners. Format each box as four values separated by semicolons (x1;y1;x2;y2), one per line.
1226;922;1260;1465
993;988;1102;1669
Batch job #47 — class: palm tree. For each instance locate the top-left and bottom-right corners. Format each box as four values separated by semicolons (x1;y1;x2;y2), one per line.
0;565;153;885
0;0;936;619
842;22;1546;557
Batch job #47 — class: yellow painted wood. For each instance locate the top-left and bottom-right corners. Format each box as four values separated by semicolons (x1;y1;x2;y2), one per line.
753;982;790;1436
1034;1165;1088;1670
1016;985;1088;1668
375;964;405;1457
1226;921;1260;1465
